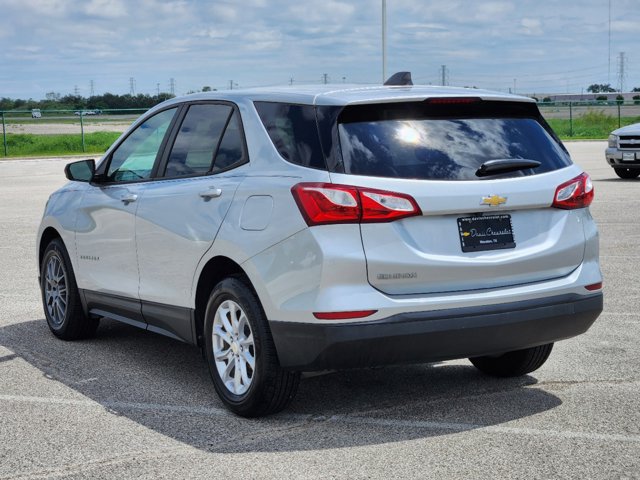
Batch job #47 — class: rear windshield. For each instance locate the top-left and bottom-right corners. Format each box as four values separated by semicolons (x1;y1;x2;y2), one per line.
336;102;571;181
254;100;571;181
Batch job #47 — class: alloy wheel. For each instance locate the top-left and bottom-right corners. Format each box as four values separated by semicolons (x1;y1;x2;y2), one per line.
211;299;255;395
44;254;68;327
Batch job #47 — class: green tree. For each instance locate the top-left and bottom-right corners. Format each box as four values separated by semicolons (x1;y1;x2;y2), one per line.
587;84;616;93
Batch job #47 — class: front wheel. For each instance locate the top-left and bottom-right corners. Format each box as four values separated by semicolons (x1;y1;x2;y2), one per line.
203;277;300;417
469;343;553;377
40;239;99;340
614;167;640;179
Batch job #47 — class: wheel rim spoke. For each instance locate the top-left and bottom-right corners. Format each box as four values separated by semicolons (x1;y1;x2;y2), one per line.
241;350;255;370
212;299;255;395
213;325;233;346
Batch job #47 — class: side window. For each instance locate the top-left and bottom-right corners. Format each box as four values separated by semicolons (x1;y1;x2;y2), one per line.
164;104;232;177
212;110;245;173
254;102;326;170
107;108;177;182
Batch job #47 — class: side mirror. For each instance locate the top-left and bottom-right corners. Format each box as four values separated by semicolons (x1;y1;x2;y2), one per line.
64;159;95;182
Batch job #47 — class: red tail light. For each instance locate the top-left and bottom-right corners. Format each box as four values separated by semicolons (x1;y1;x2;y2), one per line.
552;173;594;210
292;183;421;226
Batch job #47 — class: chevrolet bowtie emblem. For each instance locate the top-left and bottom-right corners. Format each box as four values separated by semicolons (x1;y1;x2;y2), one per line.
481;194;507;207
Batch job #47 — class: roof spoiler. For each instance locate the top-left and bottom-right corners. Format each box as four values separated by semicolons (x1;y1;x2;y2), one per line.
384;71;413;86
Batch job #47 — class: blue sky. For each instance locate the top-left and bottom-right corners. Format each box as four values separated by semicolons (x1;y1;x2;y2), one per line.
1;0;639;99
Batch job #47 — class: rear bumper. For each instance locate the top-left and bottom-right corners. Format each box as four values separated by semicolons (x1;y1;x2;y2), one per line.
269;293;603;371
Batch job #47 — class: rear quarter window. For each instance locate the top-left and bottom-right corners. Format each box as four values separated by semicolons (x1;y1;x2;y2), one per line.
254;102;326;170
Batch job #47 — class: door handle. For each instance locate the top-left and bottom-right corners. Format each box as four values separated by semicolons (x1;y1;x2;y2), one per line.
120;193;138;204
199;187;222;199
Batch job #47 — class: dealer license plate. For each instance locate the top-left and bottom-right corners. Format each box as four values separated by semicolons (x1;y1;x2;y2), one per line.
457;214;516;253
622;152;636;162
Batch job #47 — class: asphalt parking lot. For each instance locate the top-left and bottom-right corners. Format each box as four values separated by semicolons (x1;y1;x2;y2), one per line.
0;142;638;479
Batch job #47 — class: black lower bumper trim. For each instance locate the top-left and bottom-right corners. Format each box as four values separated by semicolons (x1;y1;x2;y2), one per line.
269;293;603;371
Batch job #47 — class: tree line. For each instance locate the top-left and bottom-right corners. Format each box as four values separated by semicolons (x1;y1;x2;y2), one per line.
0;92;176;112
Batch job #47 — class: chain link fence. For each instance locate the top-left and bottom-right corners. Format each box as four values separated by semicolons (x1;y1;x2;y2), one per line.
2;102;640;157
538;101;640;138
0;108;147;157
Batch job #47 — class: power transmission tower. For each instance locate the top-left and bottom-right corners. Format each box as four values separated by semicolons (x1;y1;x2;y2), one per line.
440;65;448;86
89;80;94;97
169;78;175;95
617;52;626;92
289;77;294;86
322;73;329;84
74;85;80;96
129;77;136;95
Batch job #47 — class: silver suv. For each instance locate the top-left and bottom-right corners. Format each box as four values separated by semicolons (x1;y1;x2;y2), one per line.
37;80;603;417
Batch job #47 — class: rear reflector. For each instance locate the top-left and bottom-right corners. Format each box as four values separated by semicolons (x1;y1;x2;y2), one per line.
292;183;420;226
313;310;377;320
552;172;594;209
585;282;602;291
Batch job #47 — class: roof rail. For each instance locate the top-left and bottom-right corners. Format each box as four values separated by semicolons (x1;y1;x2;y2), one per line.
384;71;413;86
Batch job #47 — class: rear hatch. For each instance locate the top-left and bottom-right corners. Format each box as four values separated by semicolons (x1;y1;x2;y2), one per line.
327;99;586;295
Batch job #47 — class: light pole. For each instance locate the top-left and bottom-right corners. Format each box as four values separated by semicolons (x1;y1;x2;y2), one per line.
382;0;387;83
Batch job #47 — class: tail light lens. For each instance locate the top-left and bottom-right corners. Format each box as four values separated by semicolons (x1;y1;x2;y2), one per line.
552;173;594;210
292;183;421;226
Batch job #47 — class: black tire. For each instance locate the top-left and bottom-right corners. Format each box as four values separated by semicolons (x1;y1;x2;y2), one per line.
614;168;640;179
203;277;300;417
469;343;553;377
40;238;99;340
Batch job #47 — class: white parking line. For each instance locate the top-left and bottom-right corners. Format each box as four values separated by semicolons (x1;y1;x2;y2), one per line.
1;394;639;445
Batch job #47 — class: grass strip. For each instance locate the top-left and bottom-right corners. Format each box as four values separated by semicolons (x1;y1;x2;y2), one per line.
0;132;121;157
548;113;640;139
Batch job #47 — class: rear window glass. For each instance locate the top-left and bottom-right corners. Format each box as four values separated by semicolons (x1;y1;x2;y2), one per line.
336;102;571;181
254;102;326;169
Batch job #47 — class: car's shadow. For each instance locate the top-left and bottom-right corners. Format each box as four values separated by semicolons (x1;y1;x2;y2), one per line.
0;319;562;453
595;178;640;183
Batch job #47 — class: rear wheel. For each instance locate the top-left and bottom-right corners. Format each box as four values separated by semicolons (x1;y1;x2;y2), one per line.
614;167;640;179
40;239;99;340
469;343;553;377
203;277;300;417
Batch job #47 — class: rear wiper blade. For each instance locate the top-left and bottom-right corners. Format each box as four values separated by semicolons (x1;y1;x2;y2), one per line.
475;158;541;177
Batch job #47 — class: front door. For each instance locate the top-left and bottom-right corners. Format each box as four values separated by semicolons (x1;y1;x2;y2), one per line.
74;107;178;317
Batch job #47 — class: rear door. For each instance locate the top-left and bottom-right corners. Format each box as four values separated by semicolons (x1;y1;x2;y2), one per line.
330;100;586;295
135;103;247;339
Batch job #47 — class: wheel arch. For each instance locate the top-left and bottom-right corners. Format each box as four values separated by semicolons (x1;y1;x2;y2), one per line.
38;227;64;272
194;255;252;347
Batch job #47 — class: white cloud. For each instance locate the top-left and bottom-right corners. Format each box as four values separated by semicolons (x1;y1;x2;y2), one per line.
521;17;543;36
83;0;127;18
